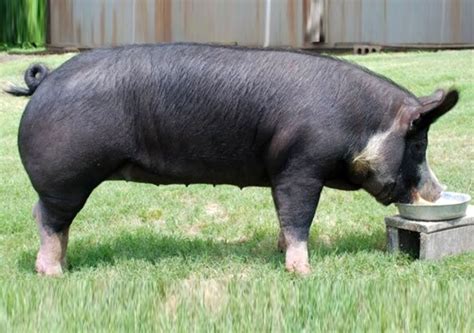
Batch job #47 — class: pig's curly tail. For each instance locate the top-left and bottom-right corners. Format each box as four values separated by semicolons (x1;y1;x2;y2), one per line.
4;63;49;97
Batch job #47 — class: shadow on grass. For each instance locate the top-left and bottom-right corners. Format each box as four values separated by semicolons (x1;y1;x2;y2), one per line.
17;228;388;273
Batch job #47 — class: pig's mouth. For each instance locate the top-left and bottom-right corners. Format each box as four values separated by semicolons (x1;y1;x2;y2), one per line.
376;182;398;205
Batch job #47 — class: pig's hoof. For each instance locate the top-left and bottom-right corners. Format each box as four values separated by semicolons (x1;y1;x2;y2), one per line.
285;262;312;276
35;257;65;276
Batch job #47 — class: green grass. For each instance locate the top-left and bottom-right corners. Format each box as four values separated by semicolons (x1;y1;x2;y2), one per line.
0;50;473;332
0;47;47;54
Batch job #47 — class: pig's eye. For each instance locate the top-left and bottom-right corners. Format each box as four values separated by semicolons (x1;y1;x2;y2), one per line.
412;142;425;153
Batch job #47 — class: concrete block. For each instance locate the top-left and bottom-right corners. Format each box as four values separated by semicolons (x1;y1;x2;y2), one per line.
385;205;474;260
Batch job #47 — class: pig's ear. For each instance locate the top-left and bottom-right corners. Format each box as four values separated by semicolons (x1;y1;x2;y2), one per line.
414;89;459;129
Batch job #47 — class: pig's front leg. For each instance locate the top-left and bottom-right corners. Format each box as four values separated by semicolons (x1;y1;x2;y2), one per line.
271;175;322;276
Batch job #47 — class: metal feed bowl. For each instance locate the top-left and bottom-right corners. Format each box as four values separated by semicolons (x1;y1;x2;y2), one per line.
395;192;471;221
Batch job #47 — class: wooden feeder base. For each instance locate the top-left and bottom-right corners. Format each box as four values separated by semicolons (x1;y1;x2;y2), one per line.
385;206;474;259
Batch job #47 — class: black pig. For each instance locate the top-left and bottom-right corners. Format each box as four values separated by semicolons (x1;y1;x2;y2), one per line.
6;44;458;275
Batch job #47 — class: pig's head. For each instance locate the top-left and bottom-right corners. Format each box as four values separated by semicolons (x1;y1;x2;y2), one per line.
351;89;459;205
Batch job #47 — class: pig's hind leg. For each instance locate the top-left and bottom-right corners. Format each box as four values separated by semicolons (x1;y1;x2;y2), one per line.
26;155;114;275
271;173;322;276
33;187;93;276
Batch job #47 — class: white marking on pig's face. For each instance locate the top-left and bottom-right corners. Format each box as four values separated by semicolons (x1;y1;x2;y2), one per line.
353;122;404;178
351;126;406;204
353;130;391;174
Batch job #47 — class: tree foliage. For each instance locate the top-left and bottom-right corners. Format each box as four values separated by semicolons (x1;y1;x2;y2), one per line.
0;0;46;48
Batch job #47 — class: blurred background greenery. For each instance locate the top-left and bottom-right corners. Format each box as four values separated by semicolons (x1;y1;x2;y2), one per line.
0;0;46;50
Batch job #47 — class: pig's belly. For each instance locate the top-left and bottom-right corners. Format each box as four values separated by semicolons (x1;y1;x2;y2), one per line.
108;159;271;188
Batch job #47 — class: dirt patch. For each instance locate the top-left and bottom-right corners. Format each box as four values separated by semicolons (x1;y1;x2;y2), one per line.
183;223;202;236
0;54;35;63
205;202;229;222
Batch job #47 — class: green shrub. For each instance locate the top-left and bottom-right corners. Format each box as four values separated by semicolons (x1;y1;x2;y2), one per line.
0;0;46;49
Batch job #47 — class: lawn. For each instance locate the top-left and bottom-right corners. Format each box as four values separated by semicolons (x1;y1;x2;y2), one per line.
0;50;473;332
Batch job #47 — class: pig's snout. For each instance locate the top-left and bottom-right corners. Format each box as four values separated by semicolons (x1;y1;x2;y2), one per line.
412;178;445;203
410;161;445;203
